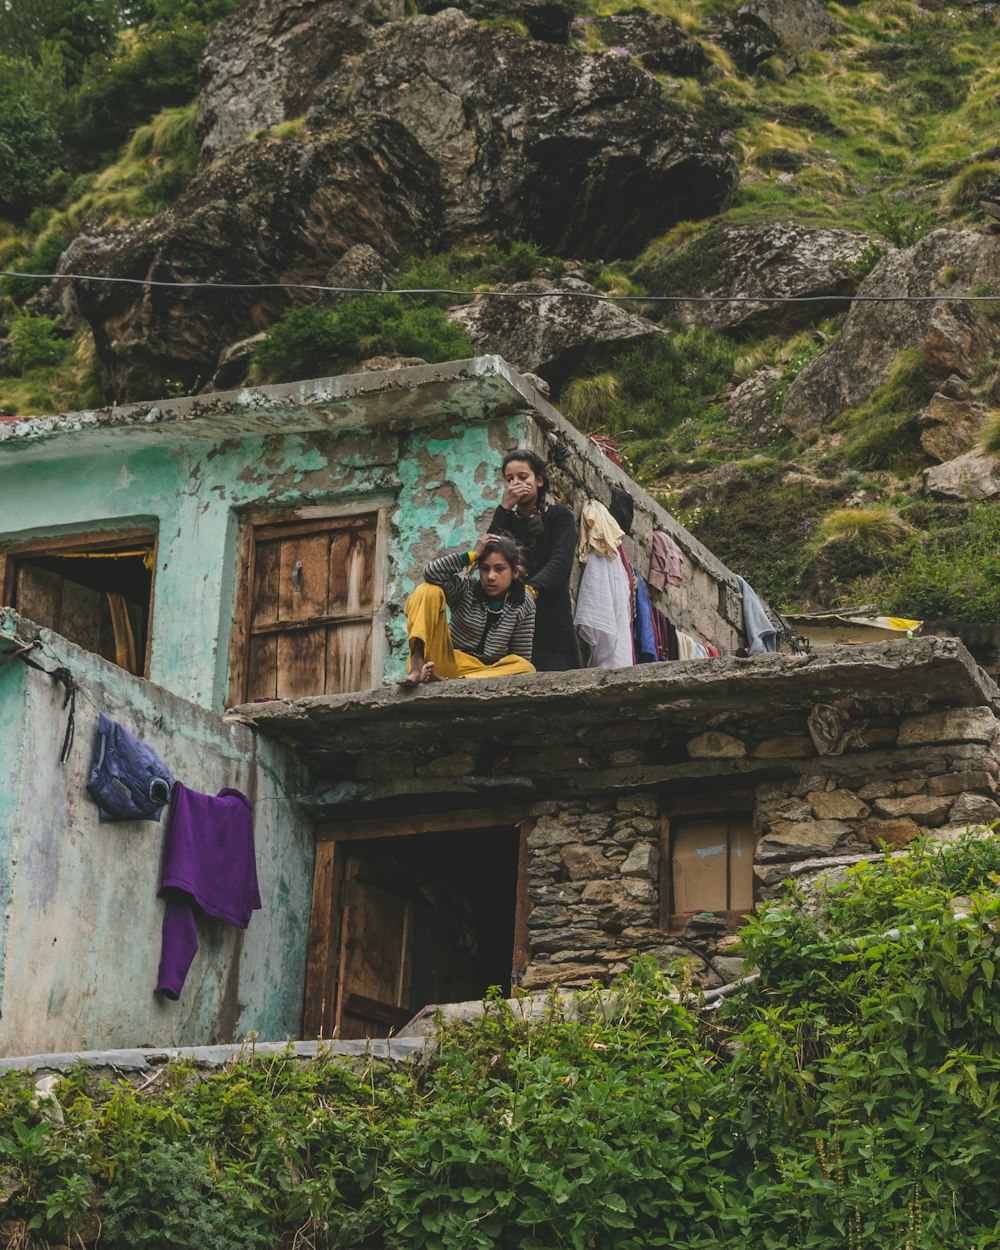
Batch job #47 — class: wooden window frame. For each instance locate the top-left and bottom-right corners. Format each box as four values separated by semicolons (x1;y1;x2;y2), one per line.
659;791;756;934
304;807;532;1040
228;501;390;707
0;526;158;678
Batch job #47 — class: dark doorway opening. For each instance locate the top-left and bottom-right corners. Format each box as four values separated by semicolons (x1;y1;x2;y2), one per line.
333;825;520;1040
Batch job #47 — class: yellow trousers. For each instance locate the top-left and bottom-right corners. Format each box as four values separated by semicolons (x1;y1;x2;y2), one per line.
404;584;535;679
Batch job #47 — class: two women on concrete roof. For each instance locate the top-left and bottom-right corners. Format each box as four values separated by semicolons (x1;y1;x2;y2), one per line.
399;448;578;684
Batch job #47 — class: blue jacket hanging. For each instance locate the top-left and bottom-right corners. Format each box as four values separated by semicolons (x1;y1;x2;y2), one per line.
87;714;174;822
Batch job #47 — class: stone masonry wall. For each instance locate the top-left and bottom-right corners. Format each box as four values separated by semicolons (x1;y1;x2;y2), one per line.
516;704;1000;991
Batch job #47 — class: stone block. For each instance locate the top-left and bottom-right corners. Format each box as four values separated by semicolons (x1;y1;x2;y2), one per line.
687;732;747;759
621;878;657;903
616;794;659;816
896;779;926;796
926;770;997;797
872;795;952;825
514;746;590;772
620;841;659;878
948;793;1000;828
757;819;853;862
560;843;615;880
858;782;896;800
807;789;870;820
857;817;920;849
865;727;899;747
897;707;998;747
528;905;569;927
754;737;814;759
712;957;746;983
527;818;575;850
581;880;621;904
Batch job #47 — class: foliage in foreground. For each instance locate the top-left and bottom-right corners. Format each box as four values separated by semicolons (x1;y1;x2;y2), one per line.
3;834;1000;1249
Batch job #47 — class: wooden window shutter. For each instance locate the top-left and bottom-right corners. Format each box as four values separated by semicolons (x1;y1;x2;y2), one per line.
244;513;379;701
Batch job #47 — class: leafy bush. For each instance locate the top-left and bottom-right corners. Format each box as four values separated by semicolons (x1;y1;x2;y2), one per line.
62;24;207;160
252;297;476;384
0;94;61;217
979;409;1000;455
6;834;1000;1249
5;313;69;374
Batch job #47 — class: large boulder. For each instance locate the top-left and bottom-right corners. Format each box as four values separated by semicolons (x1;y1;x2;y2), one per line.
780;230;1000;435
196;0;405;164
447;277;665;388
923;451;1000;500
634;221;872;338
63;121;443;402
916;381;987;463
309;8;737;259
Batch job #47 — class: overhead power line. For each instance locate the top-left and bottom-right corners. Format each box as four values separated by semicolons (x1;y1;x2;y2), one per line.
1;269;997;304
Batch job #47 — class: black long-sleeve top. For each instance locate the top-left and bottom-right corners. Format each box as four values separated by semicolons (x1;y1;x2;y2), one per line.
489;502;580;671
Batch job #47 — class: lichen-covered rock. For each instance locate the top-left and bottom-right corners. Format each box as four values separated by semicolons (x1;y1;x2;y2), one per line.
923;450;1000;501
917;388;986;463
583;12;706;75
63;122;443;402
740;0;835;53
948;792;1000;828
197;0;406;164
311;8;737;259
634;222;871;338
781;229;1000;434
447;278;665;388
417;0;576;44
723;368;782;436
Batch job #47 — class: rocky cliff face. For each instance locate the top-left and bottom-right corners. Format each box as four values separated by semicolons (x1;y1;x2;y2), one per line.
63;0;736;401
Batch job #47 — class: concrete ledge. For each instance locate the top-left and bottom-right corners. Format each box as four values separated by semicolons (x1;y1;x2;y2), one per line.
0;1037;429;1074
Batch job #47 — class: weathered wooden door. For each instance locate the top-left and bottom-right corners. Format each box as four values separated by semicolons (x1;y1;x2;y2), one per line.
243;513;379;702
335;854;419;1040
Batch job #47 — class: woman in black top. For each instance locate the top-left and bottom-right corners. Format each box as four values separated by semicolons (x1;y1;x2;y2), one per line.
489;449;580;671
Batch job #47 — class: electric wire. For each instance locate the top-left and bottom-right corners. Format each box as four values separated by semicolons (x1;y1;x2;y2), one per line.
1;268;998;304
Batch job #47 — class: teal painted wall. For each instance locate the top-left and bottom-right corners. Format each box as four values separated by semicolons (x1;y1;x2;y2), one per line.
0;414;524;710
0;612;315;1057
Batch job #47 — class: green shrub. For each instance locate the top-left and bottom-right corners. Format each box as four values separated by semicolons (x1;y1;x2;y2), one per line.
252;297;476;384
562;372;619;430
6;313;69;374
942;159;1000;213
979;409;1000;455
819;505;911;550
0;94;61;216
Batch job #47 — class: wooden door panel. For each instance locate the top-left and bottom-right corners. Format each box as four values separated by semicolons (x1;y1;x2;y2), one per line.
328;524;376;615
15;564;63;630
326;622;372;695
276;626;327;699
251;539;281;629
246;634;278;702
279;533;329;622
338;859;412;1040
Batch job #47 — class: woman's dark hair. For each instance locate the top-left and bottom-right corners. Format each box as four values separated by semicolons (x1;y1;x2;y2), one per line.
501;448;549;541
477;535;526;580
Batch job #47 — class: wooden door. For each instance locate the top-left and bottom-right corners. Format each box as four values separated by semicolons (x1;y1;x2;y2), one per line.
244;513;378;702
337;855;421;1040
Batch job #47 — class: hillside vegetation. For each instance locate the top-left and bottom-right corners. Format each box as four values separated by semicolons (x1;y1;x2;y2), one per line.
2;0;1000;618
3;833;1000;1249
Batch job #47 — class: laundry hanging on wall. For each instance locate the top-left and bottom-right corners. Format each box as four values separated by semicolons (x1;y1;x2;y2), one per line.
156;782;260;1000
87;713;174;822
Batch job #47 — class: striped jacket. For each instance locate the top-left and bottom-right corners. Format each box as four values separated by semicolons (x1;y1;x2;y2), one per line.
423;550;535;663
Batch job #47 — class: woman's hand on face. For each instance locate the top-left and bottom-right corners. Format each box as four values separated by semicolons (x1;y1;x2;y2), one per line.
501;479;532;510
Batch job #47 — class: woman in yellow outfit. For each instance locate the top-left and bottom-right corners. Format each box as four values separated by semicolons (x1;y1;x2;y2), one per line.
399;533;536;684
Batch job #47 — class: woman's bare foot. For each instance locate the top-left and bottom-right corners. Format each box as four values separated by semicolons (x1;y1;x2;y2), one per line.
397;669;423;687
398;643;427;686
421;662;444;682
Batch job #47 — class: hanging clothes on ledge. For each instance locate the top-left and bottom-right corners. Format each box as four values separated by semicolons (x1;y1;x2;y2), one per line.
575;550;634;668
156;783;261;1000
633;567;658;663
576;499;625;561
736;575;780;654
649;530;685;590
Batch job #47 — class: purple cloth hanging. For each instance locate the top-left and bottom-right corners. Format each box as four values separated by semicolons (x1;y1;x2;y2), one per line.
155;783;261;1000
